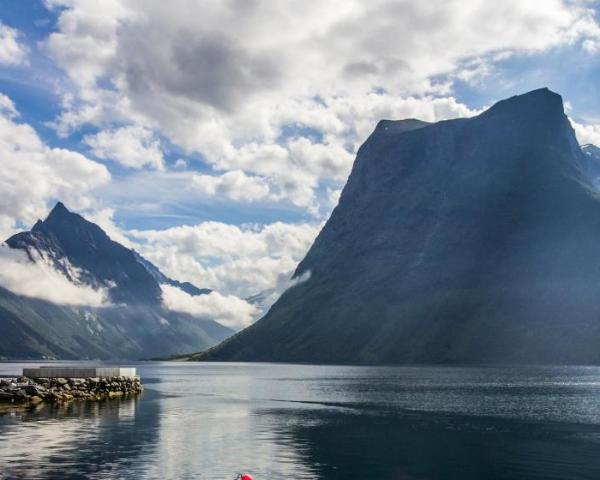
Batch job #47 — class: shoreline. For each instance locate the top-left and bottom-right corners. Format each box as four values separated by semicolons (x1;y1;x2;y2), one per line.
0;376;143;413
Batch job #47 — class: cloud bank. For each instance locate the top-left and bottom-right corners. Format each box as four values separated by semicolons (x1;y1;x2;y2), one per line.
160;285;257;330
131;220;322;298
0;94;110;239
0;244;109;307
84;125;165;170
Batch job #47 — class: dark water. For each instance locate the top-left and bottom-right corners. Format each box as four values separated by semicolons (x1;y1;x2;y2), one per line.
2;363;600;479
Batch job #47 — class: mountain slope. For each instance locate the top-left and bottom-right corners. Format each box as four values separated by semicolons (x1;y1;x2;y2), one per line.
8;202;163;304
201;88;600;365
0;204;233;359
582;144;600;187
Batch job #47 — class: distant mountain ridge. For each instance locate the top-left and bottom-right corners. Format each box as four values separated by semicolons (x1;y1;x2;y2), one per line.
0;203;232;359
133;251;212;297
201;88;600;365
582;144;600;187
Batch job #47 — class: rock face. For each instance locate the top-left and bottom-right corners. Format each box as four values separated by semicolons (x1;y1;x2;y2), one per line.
203;88;600;365
1;204;233;360
0;376;143;409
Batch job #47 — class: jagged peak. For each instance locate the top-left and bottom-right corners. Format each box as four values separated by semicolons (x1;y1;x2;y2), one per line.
31;219;44;232
45;201;71;221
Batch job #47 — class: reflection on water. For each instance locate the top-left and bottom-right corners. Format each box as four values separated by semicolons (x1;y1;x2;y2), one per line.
1;394;157;479
2;363;600;479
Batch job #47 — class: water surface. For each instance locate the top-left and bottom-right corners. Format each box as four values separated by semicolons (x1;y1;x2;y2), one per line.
2;362;600;479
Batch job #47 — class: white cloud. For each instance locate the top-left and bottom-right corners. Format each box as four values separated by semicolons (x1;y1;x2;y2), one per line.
0;215;17;241
582;38;600;54
191;170;270;202
0;244;109;306
130;220;321;297
84;207;134;247
161;285;257;330
42;0;600;215
84;125;164;170
0;93;18;118
131;221;320;262
572;118;600;146
174;158;187;169
0;94;111;232
326;187;342;210
0;21;28;66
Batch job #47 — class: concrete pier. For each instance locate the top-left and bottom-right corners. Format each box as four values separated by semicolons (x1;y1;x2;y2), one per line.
22;366;137;378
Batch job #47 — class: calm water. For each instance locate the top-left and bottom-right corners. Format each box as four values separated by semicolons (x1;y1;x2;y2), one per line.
2;363;600;479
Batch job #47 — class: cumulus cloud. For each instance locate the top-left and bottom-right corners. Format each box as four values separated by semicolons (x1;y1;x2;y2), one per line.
572;118;600;146
131;221;320;262
84;125;164;170
0;94;111;230
84;207;134;248
0;21;28;65
130;221;321;297
191;170;270;202
0;244;109;306
161;285;257;330
41;0;600;214
0;93;18;117
0;215;17;241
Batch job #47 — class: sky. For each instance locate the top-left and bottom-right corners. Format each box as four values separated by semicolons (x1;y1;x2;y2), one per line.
2;0;600;328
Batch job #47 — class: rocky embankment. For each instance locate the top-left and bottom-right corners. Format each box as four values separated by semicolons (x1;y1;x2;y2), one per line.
0;376;143;409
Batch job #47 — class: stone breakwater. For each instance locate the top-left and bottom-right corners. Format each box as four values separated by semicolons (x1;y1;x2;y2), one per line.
0;376;143;408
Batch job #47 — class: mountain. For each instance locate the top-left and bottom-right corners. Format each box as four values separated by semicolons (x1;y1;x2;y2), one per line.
133;251;212;297
201;88;600;365
0;203;233;359
581;144;600;187
8;202;162;305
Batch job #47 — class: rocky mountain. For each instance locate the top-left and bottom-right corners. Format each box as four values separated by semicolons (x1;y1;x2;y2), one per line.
201;88;600;365
133;251;212;297
582;144;600;187
0;203;233;359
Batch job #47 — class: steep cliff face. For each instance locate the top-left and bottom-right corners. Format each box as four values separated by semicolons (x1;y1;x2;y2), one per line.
1;204;233;360
203;88;600;365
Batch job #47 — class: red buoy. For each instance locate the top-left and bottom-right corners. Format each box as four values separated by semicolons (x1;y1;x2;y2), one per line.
241;475;253;480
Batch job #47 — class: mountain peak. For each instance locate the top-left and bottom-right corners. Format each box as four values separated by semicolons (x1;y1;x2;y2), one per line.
7;202;212;306
374;118;430;135
202;88;600;365
482;87;564;120
45;201;72;222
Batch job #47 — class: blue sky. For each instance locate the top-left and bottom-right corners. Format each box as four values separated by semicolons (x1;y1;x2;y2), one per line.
2;0;600;321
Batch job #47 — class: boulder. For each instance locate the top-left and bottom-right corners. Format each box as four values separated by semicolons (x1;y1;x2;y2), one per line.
0;391;14;401
24;385;45;396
